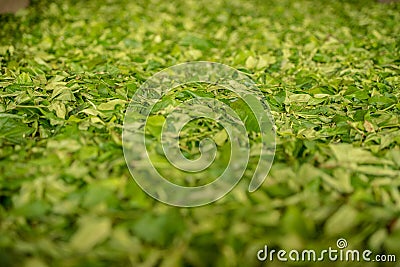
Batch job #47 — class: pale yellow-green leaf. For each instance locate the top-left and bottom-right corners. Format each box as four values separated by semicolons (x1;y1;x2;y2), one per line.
368;228;387;250
245;56;257;69
69;216;111;252
49;101;66;119
286;94;311;103
330;144;393;165
324;205;359;236
23;258;48;267
363;120;375;132
213;129;228;146
257;54;276;69
47;139;81;152
50;84;75;101
98;99;126;110
354;165;399;177
79;108;103;117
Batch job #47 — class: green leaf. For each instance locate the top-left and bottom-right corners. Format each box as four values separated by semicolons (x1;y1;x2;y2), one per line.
132;212;184;246
230;99;260;132
179;35;215;50
282;206;313;238
146;115;166;138
0;116;33;144
13;200;51;218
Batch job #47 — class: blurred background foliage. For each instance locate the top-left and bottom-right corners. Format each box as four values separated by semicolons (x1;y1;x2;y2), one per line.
0;0;399;266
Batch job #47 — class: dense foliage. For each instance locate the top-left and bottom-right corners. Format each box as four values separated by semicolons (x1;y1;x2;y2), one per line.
0;0;399;266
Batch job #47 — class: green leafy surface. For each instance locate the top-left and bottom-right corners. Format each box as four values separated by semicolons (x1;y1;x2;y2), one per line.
0;0;399;266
